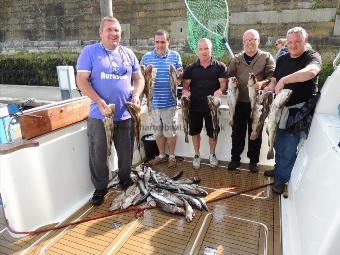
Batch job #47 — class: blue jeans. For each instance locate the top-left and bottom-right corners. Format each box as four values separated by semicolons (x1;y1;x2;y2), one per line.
274;128;300;183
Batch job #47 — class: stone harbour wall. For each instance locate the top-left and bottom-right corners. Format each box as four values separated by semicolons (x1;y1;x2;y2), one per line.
0;0;339;53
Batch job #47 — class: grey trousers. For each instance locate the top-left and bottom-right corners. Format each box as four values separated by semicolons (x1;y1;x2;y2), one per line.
87;118;134;190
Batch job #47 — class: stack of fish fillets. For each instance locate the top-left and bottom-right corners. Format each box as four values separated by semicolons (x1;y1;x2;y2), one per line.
109;164;209;222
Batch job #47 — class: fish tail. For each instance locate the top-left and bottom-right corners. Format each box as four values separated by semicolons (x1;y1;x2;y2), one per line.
137;143;143;160
185;134;189;143
267;149;274;159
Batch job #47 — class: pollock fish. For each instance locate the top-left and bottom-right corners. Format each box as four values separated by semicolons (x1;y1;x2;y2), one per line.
171;170;184;180
181;198;195;222
226;77;239;126
250;104;263;140
248;73;257;118
176;193;203;211
141;64;157;112
125;101;142;159
109;183;139;211
178;184;209;197
250;91;273;140
266;89;292;159
143;165;151;189
160;190;184;207
121;184;141;209
196;197;209;211
155;198;185;216
181;95;190;143
169;64;178;103
207;95;221;142
103;104;115;157
174;176;201;185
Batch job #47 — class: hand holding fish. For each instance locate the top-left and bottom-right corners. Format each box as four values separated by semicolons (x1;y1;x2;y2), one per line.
255;80;268;90
97;98;110;116
275;78;286;94
264;77;276;92
182;89;191;97
131;93;141;107
213;89;223;98
176;69;183;85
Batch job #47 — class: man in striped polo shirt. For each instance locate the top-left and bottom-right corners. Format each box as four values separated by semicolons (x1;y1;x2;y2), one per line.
141;29;183;168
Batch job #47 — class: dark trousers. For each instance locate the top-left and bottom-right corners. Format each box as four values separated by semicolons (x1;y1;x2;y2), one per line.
87;118;134;190
231;102;262;163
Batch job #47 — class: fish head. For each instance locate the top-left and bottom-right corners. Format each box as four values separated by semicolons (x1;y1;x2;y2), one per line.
169;64;177;88
181;94;190;106
104;104;115;117
125;102;141;115
207;95;221;109
169;64;176;74
176;69;183;80
273;89;292;108
228;77;238;89
140;65;146;76
248;73;257;86
264;91;274;105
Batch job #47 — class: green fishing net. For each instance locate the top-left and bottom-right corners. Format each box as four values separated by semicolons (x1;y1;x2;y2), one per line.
185;0;233;58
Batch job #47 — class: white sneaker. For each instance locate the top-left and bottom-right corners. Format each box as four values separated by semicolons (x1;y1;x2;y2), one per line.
192;155;201;169
209;154;218;168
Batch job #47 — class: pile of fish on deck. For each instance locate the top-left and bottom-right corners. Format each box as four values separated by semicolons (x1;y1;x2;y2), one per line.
224;73;292;159
109;164;208;222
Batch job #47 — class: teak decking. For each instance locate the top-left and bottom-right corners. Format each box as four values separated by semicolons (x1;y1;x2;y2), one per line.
0;160;280;255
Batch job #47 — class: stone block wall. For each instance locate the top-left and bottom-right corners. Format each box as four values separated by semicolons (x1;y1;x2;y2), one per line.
0;0;339;53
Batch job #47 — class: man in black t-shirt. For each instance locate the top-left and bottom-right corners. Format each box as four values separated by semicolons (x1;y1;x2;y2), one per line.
182;38;228;169
265;27;322;194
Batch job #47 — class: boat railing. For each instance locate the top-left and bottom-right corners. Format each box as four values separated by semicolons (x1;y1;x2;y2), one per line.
333;51;340;69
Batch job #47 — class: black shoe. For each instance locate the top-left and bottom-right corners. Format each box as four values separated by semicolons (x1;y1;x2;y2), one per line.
90;189;107;206
272;182;285;194
264;169;275;177
249;162;258;173
120;178;134;190
228;161;240;171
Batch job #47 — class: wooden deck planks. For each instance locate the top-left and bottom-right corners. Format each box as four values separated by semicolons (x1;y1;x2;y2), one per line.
0;161;280;255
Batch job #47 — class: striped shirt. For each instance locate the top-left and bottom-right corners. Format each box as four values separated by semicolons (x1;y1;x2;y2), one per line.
141;49;182;109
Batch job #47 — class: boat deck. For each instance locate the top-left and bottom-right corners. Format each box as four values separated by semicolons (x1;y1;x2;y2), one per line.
0;160;280;255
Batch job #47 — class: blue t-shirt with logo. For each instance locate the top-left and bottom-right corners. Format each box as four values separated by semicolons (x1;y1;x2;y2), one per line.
141;49;182;109
77;42;140;121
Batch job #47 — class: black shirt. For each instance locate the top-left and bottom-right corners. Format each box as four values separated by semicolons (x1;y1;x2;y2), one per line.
244;53;257;65
274;50;322;106
183;59;227;112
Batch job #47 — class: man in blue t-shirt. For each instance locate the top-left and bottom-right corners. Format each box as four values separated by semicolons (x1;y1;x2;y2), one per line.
76;16;144;206
141;29;183;168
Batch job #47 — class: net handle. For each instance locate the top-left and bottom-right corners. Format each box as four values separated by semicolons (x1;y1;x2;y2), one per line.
184;0;235;58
